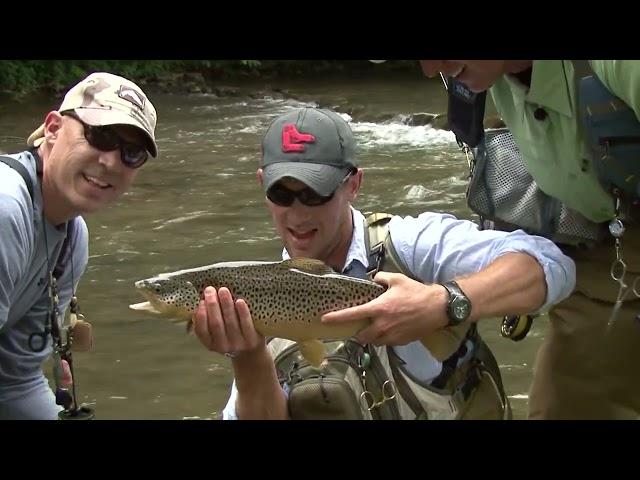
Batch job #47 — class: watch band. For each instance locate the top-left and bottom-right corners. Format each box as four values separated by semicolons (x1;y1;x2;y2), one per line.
441;280;471;326
442;280;465;299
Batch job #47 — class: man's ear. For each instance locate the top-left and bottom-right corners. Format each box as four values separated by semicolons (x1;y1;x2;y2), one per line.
348;168;364;201
43;111;64;144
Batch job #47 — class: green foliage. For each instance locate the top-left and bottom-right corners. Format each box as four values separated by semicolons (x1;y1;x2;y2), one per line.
0;60;418;96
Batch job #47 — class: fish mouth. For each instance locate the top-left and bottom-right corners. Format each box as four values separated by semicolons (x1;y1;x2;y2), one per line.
132;286;161;307
129;300;155;312
132;280;164;309
133;281;156;302
129;289;183;319
131;277;199;322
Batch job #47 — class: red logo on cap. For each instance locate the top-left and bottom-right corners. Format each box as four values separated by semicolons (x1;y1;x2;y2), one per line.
282;124;315;153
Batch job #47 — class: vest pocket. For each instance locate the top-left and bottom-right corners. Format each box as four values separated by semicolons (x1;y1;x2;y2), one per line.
288;374;373;420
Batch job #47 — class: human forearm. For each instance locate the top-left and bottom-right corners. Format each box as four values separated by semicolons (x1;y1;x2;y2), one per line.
233;345;289;420
457;252;546;322
320;253;546;346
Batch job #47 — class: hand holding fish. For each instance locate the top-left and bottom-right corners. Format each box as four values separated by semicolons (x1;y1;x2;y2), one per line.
193;285;289;420
192;286;265;358
321;272;450;346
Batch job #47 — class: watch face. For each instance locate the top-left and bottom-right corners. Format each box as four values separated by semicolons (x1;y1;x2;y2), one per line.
451;297;470;321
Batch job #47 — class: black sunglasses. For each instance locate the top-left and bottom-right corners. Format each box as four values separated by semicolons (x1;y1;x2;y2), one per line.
266;172;354;207
62;111;149;169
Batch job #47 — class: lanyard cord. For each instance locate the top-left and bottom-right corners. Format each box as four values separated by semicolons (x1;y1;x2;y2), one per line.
37;153;79;411
40;213;58;352
67;246;81;412
42;208;84;412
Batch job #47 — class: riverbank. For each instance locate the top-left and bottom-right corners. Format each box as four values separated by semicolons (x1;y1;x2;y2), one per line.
0;60;421;97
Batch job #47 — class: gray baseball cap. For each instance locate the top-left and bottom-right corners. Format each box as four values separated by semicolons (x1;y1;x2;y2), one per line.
260;107;357;197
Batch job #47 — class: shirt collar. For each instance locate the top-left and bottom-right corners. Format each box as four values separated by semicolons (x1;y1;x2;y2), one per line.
281;206;368;274
504;60;575;117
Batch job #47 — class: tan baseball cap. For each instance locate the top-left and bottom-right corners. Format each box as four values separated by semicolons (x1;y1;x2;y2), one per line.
27;72;158;157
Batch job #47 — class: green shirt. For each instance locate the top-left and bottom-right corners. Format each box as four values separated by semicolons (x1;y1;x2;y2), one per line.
490;60;640;223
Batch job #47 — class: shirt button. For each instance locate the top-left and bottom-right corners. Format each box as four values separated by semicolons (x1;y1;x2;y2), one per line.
581;158;589;172
534;107;547;121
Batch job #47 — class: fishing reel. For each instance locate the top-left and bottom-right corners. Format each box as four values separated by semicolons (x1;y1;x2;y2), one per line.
54;365;96;420
500;314;535;342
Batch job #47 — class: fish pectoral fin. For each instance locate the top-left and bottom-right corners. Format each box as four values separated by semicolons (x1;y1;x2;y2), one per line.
281;258;335;275
129;302;161;314
299;340;326;368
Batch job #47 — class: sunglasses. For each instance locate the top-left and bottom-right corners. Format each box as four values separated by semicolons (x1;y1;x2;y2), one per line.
266;172;354;207
62;111;149;169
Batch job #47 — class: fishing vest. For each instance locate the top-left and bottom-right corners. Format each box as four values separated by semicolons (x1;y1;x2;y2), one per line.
578;65;640;202
466;62;640;245
267;213;510;420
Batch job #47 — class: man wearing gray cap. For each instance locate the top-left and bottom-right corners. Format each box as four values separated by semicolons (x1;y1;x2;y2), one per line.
0;72;158;419
193;107;576;420
261;108;356;198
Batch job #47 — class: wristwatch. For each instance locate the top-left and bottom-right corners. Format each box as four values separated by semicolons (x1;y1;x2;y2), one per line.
441;280;472;326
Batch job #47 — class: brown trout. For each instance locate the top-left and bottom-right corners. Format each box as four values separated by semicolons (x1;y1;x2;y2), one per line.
130;258;386;366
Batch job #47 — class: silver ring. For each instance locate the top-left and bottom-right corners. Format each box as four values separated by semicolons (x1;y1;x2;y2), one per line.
224;352;237;359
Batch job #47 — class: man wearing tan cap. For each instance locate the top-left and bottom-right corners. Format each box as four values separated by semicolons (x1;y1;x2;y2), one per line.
0;72;158;419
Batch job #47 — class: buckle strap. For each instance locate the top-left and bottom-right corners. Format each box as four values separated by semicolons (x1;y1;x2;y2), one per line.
0;155;35;204
457;359;483;402
387;347;428;420
366;242;384;277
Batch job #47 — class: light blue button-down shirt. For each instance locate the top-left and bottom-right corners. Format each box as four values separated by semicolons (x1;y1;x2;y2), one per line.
221;207;576;419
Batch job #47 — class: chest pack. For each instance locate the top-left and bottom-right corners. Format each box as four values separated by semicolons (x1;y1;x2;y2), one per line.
270;337;405;420
269;332;492;420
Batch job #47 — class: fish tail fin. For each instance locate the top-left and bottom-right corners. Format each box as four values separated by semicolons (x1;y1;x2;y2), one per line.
299;340;326;368
419;324;471;361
